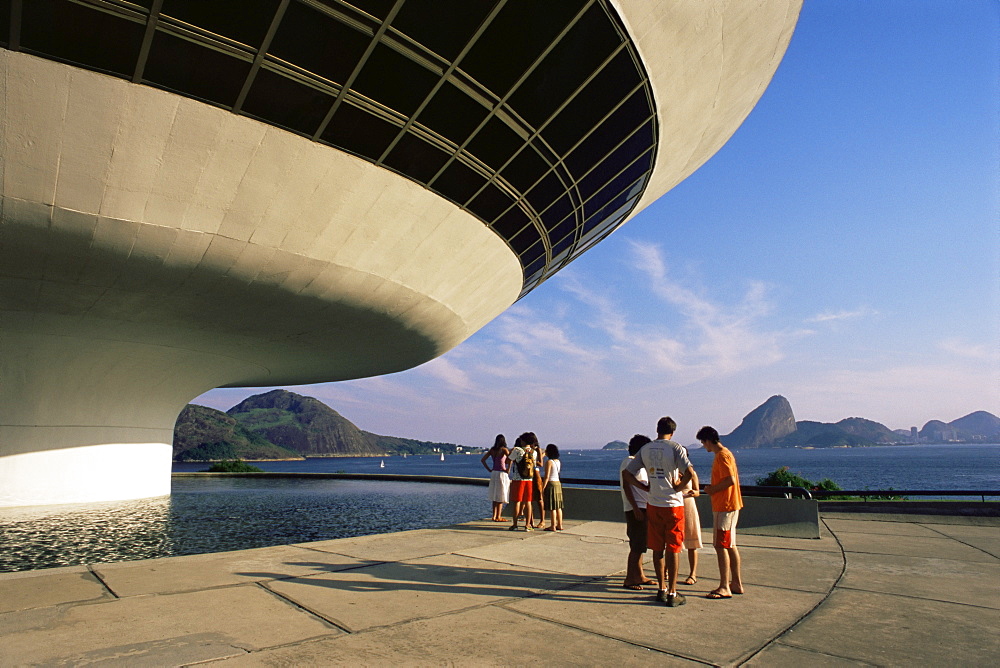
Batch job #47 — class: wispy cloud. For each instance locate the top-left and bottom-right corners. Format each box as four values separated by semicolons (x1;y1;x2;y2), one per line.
807;307;877;323
938;337;1000;361
417;357;473;391
609;240;796;381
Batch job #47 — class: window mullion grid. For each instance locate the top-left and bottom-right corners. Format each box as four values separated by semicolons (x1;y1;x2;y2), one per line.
376;0;508;165
232;0;291;113
8;0;21;49
484;74;646;236
552;142;654;244
515;152;651;277
131;0;162;83
483;87;652;250
481;39;634;267
532;108;653;226
425;0;597;189
312;0;407;141
464;38;629;216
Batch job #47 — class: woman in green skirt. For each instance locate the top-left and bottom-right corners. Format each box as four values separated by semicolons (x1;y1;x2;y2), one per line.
541;443;565;531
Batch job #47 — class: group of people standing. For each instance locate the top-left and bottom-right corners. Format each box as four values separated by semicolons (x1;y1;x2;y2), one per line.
480;417;744;608
621;417;744;607
480;432;564;531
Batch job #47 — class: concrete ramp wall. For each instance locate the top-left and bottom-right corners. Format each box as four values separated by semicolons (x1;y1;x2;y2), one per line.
564;487;820;539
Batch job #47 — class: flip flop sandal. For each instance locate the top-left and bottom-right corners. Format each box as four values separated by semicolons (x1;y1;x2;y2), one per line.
622;583;643;591
706;591;732;599
683;576;697;585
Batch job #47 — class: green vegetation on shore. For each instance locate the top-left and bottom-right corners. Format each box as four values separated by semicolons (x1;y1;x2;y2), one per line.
756;466;907;500
202;460;264;473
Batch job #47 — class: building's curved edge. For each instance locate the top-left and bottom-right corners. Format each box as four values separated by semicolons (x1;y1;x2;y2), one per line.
615;0;802;214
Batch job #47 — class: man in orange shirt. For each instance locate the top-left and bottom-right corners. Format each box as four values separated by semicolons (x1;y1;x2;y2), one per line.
697;426;744;599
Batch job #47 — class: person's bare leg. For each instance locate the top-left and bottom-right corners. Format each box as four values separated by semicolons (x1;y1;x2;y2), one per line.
636;553;653;584
685;548;698;583
714;545;731;595
525;502;534;529
667;551;681;594
653;551;666;593
625;549;643;586
510;501;521;529
728;546;743;593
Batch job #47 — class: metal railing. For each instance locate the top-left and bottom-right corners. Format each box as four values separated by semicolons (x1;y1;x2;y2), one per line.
177;472;999;503
809;489;999;502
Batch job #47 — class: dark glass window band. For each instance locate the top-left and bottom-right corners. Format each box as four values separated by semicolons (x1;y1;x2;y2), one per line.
6;0;657;298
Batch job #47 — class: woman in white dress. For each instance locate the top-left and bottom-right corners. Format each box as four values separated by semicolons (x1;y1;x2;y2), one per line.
481;434;510;521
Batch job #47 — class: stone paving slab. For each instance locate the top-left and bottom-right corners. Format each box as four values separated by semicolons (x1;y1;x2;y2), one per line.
265;552;587;633
823;517;945;537
299;526;512;563
920;524;1000;558
504;575;825;666
210;605;695;667
744;641;877;667
93;544;375;597
838;551;1000;609
0;584;336;666
835;530;998;562
733;545;842;594
456;529;627;578
0;569;111;613
777;588;1000;666
732;525;841;553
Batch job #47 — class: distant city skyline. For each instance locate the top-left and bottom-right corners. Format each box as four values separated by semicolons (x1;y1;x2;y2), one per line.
197;0;999;447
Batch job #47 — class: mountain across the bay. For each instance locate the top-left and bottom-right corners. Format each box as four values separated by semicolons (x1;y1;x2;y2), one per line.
173;390;470;461
720;396;1000;448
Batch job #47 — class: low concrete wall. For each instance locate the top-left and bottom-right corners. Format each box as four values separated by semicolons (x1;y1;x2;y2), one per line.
564;487;820;539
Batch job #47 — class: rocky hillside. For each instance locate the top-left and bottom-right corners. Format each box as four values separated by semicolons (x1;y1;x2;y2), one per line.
920;411;1000;442
722;395;797;448
227;390;379;456
172;404;302;461
173;389;467;461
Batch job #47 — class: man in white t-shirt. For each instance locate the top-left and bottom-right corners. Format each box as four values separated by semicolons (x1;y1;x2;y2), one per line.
620;434;653;590
623;416;694;607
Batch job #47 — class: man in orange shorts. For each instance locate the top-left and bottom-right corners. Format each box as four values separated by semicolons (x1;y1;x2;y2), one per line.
622;417;694;607
698;426;744;599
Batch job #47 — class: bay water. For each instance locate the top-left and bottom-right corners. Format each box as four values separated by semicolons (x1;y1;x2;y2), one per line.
2;444;996;573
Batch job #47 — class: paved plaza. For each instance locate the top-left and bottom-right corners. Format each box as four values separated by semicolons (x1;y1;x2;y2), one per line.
1;512;997;666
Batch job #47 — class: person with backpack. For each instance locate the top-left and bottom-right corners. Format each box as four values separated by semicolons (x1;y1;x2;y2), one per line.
507;433;537;531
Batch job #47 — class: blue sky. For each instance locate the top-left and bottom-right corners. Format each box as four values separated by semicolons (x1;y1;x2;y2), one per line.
197;0;1000;447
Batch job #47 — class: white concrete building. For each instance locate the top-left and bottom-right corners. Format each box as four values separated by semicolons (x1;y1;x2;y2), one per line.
0;0;801;506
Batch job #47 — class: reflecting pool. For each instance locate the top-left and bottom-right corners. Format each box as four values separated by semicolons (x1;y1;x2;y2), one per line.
0;477;487;573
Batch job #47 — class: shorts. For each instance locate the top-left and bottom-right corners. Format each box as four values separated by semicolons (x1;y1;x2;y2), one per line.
625;509;647;552
713;510;739;548
646;505;685;554
510;479;534;503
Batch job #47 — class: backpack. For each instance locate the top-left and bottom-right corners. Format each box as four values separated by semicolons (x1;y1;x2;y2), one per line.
517;447;535;479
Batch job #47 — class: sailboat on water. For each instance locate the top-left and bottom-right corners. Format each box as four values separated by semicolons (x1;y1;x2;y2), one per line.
439;452;445;462
379;459;385;468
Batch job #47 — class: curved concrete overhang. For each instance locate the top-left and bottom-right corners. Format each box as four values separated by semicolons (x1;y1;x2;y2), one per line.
0;1;801;506
0;51;522;505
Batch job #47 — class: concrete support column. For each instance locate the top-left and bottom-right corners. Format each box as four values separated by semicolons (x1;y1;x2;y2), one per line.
0;323;261;507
